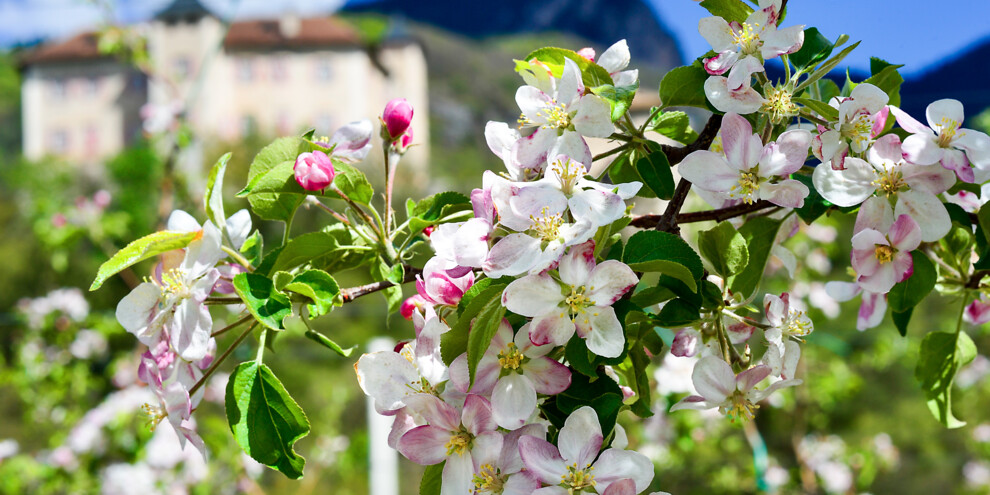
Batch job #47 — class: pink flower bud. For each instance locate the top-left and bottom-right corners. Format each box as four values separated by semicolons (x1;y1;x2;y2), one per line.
671;329;700;357
577;47;596;62
93;190;111;209
382;98;413;139
52;213;67;228
293;150;336;191
390;128;414;154
400;294;429;320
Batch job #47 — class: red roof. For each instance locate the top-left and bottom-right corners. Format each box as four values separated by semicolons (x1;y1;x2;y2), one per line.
22;32;108;65
223;17;362;50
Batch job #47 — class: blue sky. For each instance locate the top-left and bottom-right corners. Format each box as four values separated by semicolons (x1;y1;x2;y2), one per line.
2;0;989;76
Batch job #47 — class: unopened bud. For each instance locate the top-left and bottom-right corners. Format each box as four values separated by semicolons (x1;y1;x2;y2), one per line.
382;98;414;139
577;47;596;62
293;150;336;191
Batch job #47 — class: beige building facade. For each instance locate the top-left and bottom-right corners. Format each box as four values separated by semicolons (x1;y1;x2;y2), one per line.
21;0;429;168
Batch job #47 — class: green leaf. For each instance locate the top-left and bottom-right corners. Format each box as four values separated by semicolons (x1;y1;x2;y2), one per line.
420;462;444;495
282;270;341;317
647;110;698;145
698;221;749;278
730;217;783;299
698;0;753;23
242;137;309;222
241;230;264;267
653;298;701;328
891;307;913;337
623;231;704;292
915;330;977;428
607;150;652;198
635;149;675;200
90;230;201;290
303;328;354;357
272;226;367;274
630;285;676;308
863;65;904;107
591;82;639;122
441;283;507;365
554;369;625;438
789;27;834;70
408;191;473;234
659;63;710;110
888;252;936;313
793;97;839;122
226;361;310;479
519;47;613;88
564;335;599;378
795;40;861;94
467;297;507;388
370;257;403;314
978;202;990;245
205;152;231;229
233;273;293;330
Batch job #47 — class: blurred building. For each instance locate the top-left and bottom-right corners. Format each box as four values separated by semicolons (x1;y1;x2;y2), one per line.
20;0;429;167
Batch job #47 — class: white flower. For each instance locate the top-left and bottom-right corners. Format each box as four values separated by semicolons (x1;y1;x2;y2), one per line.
671;356;800;420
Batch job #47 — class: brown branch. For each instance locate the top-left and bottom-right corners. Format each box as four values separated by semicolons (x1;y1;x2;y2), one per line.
655;179;692;233
659;113;724;167
630;200;777;229
966;269;990;289
341;265;422;303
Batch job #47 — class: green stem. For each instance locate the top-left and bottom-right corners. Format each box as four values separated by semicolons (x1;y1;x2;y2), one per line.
256;328;268;363
221;245;253;271
283;209;295;246
955;295;968;335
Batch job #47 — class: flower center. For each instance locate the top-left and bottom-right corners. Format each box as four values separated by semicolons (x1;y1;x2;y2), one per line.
445;430;474;457
538;102;573;131
874;244;895;264
841;112;876;150
784;310;813;338
549;158;582;195
497;342;524;371
530;207;564;242
155;268;192;300
709;135;724;154
564;285;593;314
472;463;506;494
730;172;761;204
561;463;596;492
761;85;799;124
140;403;167;431
935;117;964;148
732;22;763;54
872;164;905;196
723;390;759;422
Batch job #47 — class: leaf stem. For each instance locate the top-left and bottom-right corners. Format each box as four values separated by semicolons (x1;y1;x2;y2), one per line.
221;245;254;271
256;328;268;363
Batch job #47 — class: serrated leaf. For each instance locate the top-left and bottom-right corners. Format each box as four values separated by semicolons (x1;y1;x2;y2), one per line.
233;273;293;330
441;283;507;365
659;64;710;110
699;0;753;23
793;97;839;122
591;82;639;122
205;152;231;229
90;230;201;290
242;137;310;222
553;370;624;438
698;221;749;278
915;330;977;428
654;298;701;328
271;227;365;274
420;462;444;495
226;361;310;479
520;47;613;88
243;159;374;206
623;231;704;292
565;335;599;378
282;269;341;317
303;329;354;357
863;65;904;107
888;252;935;313
467;296;507;388
795;40;861;94
635;149;675;200
240;230;264;267
789;27;834;70
730;217;783;299
647;110;698;145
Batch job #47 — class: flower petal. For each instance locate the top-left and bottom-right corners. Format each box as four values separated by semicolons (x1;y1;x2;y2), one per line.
593;448;655;493
572;96;615;138
692;356;735;403
397;425;451;465
529;313;576;347
811;158;876;207
492;374;537;430
578;306;626;358
558;406;603;466
518;436;566;484
926;98;965;132
759;179;808;208
760;129;812;177
586;261;639;306
522;357;572;395
678;150;743;193
894;190;951;242
502;273;564;317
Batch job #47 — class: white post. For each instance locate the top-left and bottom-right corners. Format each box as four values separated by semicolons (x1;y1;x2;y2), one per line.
367;337;399;495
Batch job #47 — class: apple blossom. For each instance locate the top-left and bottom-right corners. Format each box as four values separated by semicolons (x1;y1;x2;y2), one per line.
293;149;336;191
518;406;654;494
449;320;571;429
597;39;638;87
470;423;545;495
501;241;638;357
811;83;890;170
850;214;921;293
315;119;373;163
397;394;500;495
704;55;767;114
416;256;474;307
532;154;642;227
813;134;955;241
824;281;888;331
699;0;803;76
890;99;990;182
679;112;811;207
671;356;800;420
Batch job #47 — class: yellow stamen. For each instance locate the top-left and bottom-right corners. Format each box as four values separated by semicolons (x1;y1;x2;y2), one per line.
722;391;758;422
529;207;564;242
497;342;524;370
935;117;964;148
875;245;895;264
730;172;761;204
445;431;473;456
472;464;505;493
564;286;592;314
761;85;799;125
560;462;597;492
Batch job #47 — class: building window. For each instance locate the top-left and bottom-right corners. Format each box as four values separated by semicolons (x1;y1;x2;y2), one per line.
173;57;192;79
236;57;254;83
51;129;69;153
51;79;66;99
314;58;332;82
271;57;288;82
